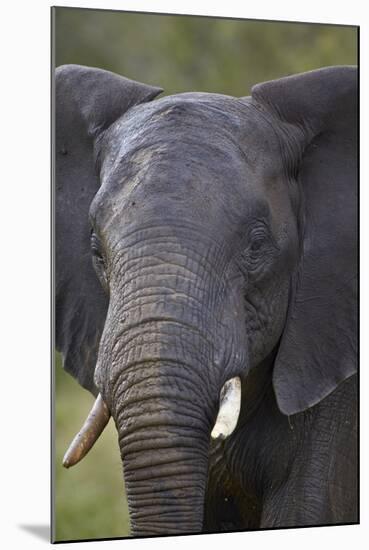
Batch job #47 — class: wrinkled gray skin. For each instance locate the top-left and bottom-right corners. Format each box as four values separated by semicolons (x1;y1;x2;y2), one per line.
55;64;357;536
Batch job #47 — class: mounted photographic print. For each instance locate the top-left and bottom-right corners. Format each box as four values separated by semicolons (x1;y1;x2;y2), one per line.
52;6;358;543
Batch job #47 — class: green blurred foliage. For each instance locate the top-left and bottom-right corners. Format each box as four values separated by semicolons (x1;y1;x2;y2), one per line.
53;7;357;542
54;353;130;541
54;8;357;96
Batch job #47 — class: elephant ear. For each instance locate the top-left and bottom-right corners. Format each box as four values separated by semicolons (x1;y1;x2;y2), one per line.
55;64;162;394
252;66;358;415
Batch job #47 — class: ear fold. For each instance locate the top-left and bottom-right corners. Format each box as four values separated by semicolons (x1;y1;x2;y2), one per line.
252;67;357;415
55;64;162;394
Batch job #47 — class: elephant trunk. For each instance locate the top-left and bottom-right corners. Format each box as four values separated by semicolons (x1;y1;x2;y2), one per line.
98;234;231;535
88;226;247;535
110;316;216;535
115;364;210;535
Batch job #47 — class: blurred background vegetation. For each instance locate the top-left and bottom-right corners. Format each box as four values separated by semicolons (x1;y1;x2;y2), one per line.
54;8;357;96
53;6;357;543
54;353;129;541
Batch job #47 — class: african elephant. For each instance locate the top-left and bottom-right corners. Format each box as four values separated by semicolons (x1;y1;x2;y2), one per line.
55;64;358;536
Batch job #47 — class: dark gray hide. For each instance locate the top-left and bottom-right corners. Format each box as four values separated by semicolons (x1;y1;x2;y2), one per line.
55;65;162;393
252;67;357;413
55;64;357;415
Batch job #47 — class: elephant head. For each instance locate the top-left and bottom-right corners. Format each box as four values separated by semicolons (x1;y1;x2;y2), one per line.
55;64;357;535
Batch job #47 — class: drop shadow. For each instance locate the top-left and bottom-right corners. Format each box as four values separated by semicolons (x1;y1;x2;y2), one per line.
18;524;50;542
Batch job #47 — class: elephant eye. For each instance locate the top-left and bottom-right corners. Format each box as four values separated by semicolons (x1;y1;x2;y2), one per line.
248;229;269;256
90;232;104;262
90;232;109;293
249;238;265;253
238;225;276;273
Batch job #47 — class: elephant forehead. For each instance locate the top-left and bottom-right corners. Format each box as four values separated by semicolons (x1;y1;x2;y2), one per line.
100;94;281;190
97;143;262;233
106;94;276;157
102;99;236;169
91;95;288;232
116;92;243;131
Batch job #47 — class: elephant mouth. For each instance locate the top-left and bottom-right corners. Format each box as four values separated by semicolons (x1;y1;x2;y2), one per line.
63;376;242;468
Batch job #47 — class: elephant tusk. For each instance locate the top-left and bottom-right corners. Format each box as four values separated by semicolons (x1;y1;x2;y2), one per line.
63;394;111;468
211;377;241;440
